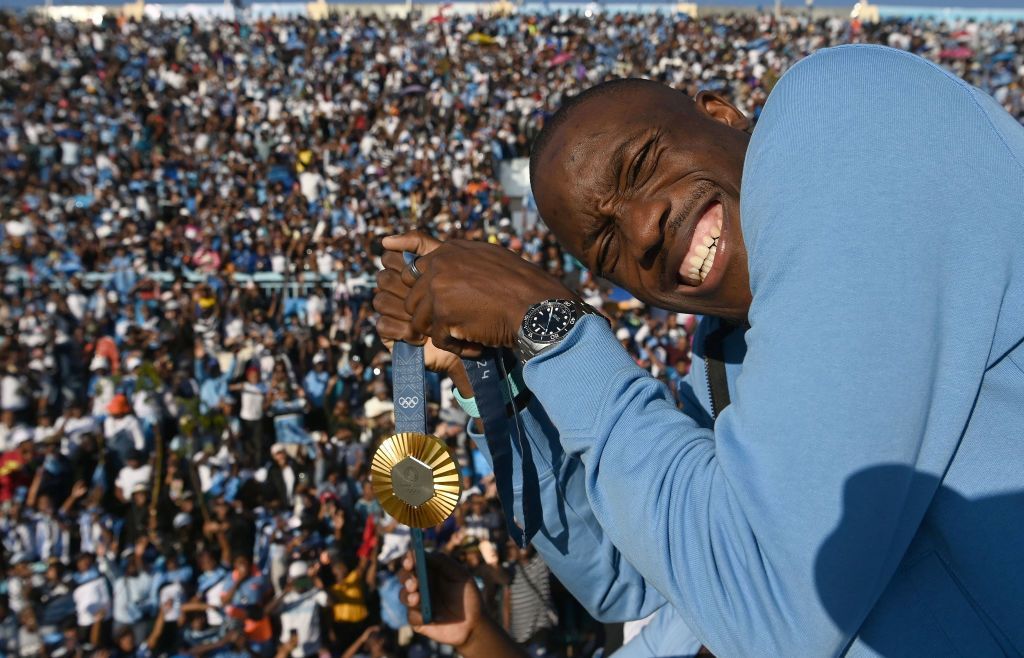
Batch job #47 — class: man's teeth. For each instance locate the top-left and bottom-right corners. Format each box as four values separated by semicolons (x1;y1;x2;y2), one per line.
685;222;723;284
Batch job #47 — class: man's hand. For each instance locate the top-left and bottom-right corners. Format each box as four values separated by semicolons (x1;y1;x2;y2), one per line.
377;232;574;357
375;231;450;367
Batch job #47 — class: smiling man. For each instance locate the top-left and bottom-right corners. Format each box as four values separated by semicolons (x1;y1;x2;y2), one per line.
374;45;1024;656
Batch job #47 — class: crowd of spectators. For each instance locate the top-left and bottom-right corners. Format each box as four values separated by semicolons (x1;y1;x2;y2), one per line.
0;6;1021;657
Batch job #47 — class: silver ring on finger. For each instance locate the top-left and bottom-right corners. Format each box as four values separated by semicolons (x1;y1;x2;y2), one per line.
403;252;423;280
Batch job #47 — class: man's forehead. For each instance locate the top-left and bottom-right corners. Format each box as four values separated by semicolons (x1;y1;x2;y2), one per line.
566;131;609;168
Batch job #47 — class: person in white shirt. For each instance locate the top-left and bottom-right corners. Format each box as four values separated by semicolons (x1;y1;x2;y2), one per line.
229;365;267;467
72;552;111;640
115;455;152;503
267;561;329;658
88;357;116;418
103;395;146;464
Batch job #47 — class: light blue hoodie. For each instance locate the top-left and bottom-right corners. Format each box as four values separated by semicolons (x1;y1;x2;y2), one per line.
474;45;1024;657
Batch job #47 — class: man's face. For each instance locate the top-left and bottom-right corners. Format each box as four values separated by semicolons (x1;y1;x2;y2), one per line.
533;82;753;322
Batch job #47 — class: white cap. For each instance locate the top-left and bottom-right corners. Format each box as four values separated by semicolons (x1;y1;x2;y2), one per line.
287;560;308;580
270;443;287;455
12;426;34;445
378;534;411;565
312;352;327;365
615;328;631;341
89;355;110;372
125;356;142;372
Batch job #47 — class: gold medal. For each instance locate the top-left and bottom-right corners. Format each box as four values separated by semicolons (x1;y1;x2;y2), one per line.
371;432;462;528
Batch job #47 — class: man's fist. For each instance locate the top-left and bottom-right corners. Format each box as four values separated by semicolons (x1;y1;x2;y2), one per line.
376;233;575;357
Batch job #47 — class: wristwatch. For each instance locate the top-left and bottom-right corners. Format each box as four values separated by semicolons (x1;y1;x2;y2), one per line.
514;298;600;363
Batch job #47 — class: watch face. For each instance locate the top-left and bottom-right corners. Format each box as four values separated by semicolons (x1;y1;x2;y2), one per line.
523;301;576;343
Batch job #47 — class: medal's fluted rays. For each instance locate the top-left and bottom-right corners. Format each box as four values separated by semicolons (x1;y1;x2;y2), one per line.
371;432;462;528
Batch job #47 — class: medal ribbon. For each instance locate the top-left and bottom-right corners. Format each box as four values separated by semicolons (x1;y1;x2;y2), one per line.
462;349;540;548
391;340;433;623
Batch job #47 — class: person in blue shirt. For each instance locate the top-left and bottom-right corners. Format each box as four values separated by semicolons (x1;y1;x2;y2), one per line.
376;46;1024;656
303;352;331;433
195;351;237;416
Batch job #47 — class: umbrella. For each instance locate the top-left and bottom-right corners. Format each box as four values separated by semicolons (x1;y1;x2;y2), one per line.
399;84;427;96
939;47;973;59
549;52;574;66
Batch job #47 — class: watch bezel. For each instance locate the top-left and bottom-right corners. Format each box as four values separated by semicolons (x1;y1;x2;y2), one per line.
521;300;578;344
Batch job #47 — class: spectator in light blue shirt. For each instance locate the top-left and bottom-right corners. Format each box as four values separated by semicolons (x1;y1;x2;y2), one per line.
303;352;331;433
302;353;330;408
103;549;154;646
195;350;237;415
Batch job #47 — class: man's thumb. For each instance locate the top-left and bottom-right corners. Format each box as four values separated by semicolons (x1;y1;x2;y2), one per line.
382;231;439;256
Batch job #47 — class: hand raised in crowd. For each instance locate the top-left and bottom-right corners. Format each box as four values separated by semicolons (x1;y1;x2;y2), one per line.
69;480;89;501
399;551;482;647
399;551;527;658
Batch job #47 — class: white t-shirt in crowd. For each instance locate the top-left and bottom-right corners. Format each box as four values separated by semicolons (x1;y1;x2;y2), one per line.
115;464;152;501
281;466;296;504
239;382;267;422
305;295;325;327
203;576;229;626
158;581;185;623
90;377;115;417
299;171;322;202
73;576;111;627
104;415;146;453
278;588;329;658
1;374;28;412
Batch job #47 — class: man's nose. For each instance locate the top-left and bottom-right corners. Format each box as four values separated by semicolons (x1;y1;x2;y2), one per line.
620;197;671;268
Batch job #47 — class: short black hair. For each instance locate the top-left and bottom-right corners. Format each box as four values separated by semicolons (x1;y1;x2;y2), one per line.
528;78;661;184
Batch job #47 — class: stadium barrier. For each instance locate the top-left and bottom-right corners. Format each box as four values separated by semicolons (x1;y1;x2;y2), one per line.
3;269;369;298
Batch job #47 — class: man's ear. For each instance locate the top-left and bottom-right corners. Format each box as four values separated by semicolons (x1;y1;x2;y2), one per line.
695;91;751;132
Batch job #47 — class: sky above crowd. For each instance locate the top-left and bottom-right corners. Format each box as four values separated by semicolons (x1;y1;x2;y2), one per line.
7;0;1024;11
